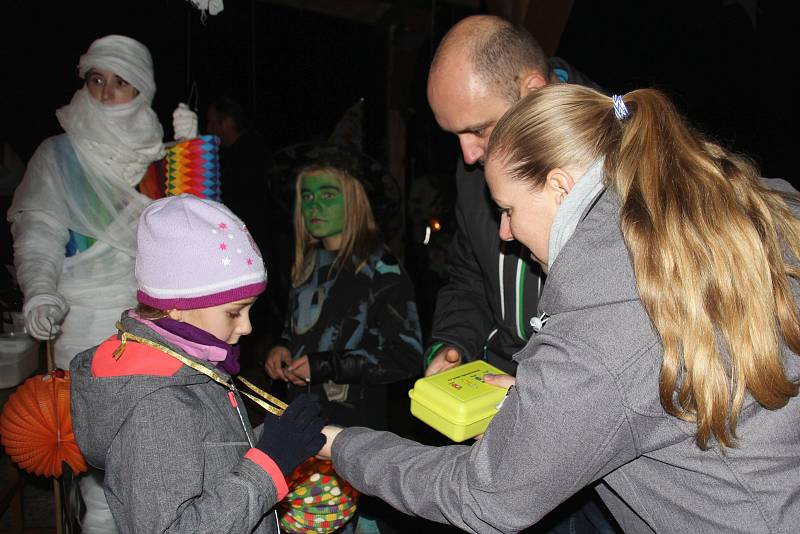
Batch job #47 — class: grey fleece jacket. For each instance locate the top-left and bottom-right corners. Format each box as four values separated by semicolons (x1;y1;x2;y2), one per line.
70;314;282;533
331;179;800;534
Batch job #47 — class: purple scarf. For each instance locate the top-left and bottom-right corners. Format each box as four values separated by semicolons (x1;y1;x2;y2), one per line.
153;316;241;375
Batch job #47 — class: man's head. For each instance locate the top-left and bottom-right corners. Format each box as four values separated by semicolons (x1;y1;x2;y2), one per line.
207;97;247;147
427;15;551;165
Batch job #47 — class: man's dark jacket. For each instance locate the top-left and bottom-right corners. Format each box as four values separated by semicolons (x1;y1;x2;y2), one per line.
428;58;605;374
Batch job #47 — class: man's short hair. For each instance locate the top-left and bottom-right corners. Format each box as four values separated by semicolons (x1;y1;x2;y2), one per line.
471;22;549;104
209;96;248;132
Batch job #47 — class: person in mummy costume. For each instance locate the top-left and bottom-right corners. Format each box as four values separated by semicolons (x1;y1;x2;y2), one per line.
7;34;198;533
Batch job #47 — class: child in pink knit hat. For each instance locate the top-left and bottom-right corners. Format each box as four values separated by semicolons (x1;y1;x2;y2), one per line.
70;194;325;533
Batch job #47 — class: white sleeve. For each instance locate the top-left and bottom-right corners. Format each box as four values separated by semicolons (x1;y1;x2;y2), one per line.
10;209;70;315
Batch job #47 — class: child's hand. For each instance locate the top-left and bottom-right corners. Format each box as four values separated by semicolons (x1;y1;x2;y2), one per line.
256;393;325;476
285;356;311;386
316;425;344;461
265;346;292;381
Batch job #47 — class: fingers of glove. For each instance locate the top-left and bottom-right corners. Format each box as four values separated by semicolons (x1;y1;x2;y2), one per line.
307;431;326;456
42;304;65;322
281;403;318;431
289;403;325;434
172;103;198;139
27;306;63;339
302;414;326;441
283;395;322;425
174;115;196;128
299;433;325;458
284;393;319;415
172;102;192;118
29;320;58;340
25;313;48;339
174;125;197;140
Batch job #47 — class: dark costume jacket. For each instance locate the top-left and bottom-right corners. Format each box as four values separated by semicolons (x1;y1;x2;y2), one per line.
284;247;422;429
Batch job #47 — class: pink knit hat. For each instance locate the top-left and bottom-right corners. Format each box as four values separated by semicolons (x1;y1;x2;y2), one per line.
136;194;267;310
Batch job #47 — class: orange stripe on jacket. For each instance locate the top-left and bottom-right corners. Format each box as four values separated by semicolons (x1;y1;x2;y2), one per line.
92;335;184;377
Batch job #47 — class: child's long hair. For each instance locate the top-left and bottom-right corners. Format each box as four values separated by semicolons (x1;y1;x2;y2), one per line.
292;165;381;286
487;84;800;448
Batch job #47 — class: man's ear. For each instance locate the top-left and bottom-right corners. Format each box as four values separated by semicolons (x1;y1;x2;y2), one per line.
546;167;576;205
166;309;182;321
520;70;549;97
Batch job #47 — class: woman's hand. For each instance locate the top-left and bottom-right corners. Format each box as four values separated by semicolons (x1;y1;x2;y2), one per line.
482;373;516;389
264;346;292;381
316;425;344;461
474;373;516;441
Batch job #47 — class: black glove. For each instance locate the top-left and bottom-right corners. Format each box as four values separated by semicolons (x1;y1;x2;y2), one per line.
256;393;325;476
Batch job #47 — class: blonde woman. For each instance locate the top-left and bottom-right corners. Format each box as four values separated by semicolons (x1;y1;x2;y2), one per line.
318;85;800;533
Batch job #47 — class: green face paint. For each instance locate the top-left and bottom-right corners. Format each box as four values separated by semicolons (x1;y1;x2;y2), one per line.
300;173;345;241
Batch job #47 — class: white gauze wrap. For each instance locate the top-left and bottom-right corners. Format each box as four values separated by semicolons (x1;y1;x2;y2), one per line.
78;34;156;102
64;34;165;187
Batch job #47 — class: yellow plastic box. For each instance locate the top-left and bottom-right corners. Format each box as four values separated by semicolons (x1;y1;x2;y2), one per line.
408;360;508;442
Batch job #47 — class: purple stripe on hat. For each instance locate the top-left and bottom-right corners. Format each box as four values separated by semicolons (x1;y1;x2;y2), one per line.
137;281;267;310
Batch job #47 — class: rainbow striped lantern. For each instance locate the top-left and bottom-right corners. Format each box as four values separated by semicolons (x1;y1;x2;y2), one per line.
163;134;222;201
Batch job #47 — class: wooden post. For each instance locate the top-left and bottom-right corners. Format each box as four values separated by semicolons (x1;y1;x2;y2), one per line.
45;340;54;374
53;477;63;534
45;339;63;534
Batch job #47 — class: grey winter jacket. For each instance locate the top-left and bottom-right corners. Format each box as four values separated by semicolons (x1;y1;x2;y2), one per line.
70;314;282;533
332;181;800;533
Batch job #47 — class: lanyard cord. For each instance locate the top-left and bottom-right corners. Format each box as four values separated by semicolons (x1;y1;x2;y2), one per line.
112;322;287;416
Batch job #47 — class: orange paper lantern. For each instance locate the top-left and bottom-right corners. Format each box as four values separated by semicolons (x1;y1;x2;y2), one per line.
0;371;87;478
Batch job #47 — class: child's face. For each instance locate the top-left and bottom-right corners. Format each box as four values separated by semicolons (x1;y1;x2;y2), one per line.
300;172;345;240
177;297;256;345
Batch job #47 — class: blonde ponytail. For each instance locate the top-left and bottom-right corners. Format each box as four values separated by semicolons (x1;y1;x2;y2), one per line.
488;84;800;448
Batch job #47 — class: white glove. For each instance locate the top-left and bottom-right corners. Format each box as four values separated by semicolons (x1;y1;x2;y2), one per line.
172;103;198;141
25;303;67;340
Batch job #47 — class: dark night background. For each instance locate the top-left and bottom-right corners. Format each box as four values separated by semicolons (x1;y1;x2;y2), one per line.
2;1;796;175
0;1;797;531
2;0;797;343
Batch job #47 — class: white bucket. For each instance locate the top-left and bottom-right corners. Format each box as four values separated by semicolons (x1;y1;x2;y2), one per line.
0;333;39;389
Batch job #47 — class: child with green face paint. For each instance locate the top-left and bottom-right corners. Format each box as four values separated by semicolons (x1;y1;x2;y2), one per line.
265;164;423;533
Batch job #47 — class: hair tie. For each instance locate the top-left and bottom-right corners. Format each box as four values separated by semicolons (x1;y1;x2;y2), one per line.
612;95;629;120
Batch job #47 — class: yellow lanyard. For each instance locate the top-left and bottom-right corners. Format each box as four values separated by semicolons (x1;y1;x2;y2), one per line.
112;323;287;416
